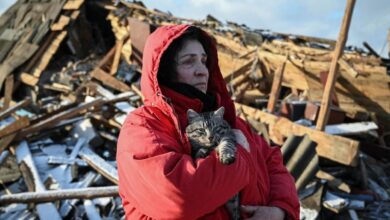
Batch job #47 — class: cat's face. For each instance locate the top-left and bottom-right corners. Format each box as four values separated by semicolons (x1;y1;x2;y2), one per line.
186;107;226;147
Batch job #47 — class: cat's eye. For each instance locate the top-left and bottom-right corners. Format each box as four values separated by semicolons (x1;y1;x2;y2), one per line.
195;129;205;135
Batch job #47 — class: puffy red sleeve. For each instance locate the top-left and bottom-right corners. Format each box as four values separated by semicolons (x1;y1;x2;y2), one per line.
254;133;300;220
117;108;250;219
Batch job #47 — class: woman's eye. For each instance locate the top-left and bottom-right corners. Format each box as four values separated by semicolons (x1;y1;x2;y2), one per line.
183;59;194;65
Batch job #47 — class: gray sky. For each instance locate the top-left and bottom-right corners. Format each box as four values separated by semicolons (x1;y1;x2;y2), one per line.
1;0;389;56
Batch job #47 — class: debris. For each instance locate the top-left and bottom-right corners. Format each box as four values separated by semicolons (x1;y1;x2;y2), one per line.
0;0;389;219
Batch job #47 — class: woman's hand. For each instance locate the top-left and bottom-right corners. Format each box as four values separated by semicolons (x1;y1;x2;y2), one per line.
241;205;285;220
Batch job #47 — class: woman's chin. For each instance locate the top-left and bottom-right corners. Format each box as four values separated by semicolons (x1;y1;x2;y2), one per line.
196;85;207;93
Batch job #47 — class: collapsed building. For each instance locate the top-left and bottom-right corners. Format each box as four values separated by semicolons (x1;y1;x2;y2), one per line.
0;0;389;219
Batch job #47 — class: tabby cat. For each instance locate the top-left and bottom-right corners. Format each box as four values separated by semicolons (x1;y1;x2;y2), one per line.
186;106;236;164
186;106;240;220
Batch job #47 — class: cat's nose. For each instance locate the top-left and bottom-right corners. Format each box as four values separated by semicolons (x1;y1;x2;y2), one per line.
208;136;214;141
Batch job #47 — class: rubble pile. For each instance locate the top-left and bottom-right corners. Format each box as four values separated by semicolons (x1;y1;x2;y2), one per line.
0;0;389;219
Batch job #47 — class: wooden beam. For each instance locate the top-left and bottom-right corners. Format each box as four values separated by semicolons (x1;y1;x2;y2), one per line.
18;98;103;138
63;0;84;10
0;98;31;121
388;29;390;58
316;0;356;131
20;72;39;86
97;45;116;69
0;117;30;138
0;133;16;154
79;146;118;184
91;68;131;92
338;58;359;78
110;39;124;75
267;57;287;113
235;103;359;166
32;31;67;78
316;170;351;193
223;58;254;83
0;186;118;205
51;15;71;31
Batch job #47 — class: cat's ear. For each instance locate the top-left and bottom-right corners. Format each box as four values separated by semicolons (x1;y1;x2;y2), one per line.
187;109;199;121
214;107;225;118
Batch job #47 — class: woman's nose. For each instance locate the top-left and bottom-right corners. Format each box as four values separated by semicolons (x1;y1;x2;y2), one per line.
195;62;209;76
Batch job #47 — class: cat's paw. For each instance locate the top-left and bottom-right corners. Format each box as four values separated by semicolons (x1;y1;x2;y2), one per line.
195;149;209;158
220;153;235;165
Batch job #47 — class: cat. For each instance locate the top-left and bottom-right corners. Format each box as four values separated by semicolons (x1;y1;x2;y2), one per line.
186;106;240;220
185;106;236;165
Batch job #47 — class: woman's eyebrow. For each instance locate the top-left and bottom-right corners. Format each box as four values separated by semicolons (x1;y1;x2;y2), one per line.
178;53;207;60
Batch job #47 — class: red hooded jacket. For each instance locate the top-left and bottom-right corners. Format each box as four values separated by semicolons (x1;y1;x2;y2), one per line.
117;24;299;220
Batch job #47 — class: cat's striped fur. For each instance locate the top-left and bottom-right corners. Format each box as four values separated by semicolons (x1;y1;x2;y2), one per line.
186;107;236;165
186;107;240;220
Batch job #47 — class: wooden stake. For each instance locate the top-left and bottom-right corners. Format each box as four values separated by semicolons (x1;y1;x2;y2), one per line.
110;39;124;75
2;75;14;110
388;29;390;58
316;0;356;131
267;57;287;113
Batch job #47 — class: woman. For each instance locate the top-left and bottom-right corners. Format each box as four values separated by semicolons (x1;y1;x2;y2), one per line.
117;24;299;219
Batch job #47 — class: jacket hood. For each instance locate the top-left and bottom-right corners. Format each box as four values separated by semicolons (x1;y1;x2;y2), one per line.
141;24;236;126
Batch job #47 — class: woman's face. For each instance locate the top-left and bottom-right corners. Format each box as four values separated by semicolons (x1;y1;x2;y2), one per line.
174;40;209;93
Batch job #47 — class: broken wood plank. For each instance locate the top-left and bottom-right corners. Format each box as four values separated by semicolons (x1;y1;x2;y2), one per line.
0;43;39;91
316;0;356;130
110;38;124;75
63;0;85;10
51;15;71;31
316;170;351;193
91;68;131;92
20;72;39;86
18;98;104;138
0;117;30;138
47;156;88;166
235;103;359;166
2;75;14;111
0;186;118;205
79;146;118;184
338;58;359;78
0;98;31;121
267;57;287;113
32;31;67;78
223;58;254;83
14;141;61;219
0;133;16;154
97;45;116;69
23;32;56;74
